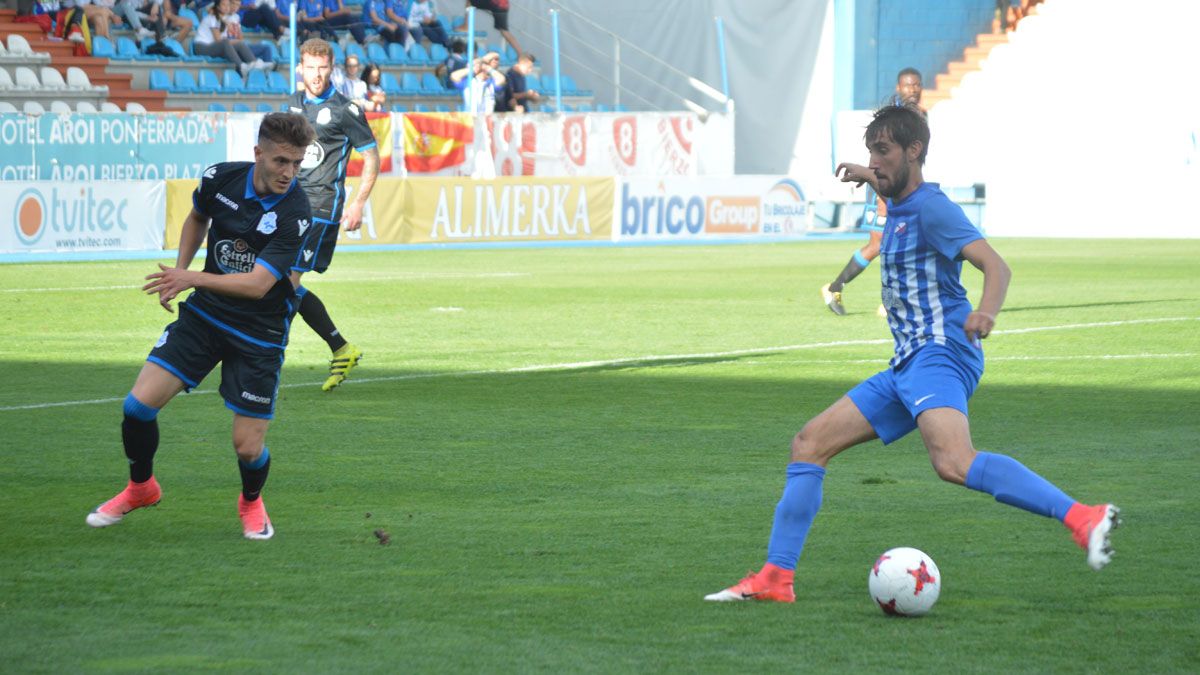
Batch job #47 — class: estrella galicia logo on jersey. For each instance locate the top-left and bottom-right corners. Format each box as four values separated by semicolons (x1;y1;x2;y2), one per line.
214;238;258;274
257;211;278;235
316;107;332;125
155;330;169;348
301;142;325;170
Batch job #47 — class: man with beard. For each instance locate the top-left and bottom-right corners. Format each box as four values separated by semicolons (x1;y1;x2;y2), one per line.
705;105;1120;603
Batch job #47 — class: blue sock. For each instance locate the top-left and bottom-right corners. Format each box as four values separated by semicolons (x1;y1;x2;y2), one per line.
965;451;1076;521
765;462;826;570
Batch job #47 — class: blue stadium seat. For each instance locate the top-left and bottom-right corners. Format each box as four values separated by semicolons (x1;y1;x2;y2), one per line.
232;103;252;112
346;43;366;64
391;103;408;113
419;72;445;95
434;103;450;113
259;41;281;63
331;42;345;64
197;69;221;94
575;103;593;113
148;68;172;91
381;72;402;96
407;43;431;66
114;37;139;60
412;103;430;113
163;38;189;59
256;103;274;112
208;102;227;112
595;104;610;112
178;7;201;29
221;69;246;94
279;102;290;111
367;42;390;65
525;74;541;91
173;69;199;93
387;42;408;64
429;43;448;64
244;69;268;94
400;72;421;96
136;38;161;61
267;71;289;95
502;42;518;65
613;103;629;112
91;36;114;58
560;74;590;96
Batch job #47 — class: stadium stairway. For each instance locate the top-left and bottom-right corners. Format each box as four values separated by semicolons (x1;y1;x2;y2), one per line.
0;8;178;112
919;9;1033;112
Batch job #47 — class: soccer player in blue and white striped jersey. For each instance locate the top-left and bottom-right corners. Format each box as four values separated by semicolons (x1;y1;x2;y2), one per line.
706;105;1120;603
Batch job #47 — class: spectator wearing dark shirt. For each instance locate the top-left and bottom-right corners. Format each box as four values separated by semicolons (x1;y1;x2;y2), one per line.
435;38;467;88
323;0;366;44
362;0;406;45
496;52;538;112
239;0;281;39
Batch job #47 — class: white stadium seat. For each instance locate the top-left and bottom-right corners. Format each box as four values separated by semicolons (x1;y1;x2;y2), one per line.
49;100;73;114
14;66;39;89
0;68;13;89
100;101;122;112
126;101;147;113
7;34;34;57
23;100;45;114
0;38;8;56
67;67;93;89
76;100;99;112
0;101;17;113
40;67;67;89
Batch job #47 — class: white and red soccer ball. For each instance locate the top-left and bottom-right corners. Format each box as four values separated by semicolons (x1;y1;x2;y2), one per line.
868;547;941;616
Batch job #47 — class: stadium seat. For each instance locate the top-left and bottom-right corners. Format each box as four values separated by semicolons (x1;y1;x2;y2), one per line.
400;72;421;95
232;103;251;112
173;69;199;93
267;70;289;95
387;42;408;64
114;37;139;60
0;101;18;112
381;72;402;96
91;36;115;58
0;37;7;57
367;42;389;65
575;103;593;113
412;103;430;112
126;102;147;113
390;103;408;113
49;100;73;114
419;72;445;94
560;74;589;96
39;67;67;89
429;43;448;64
525;74;541;91
613;103;628;112
595;104;610;112
408;43;431;66
14;67;39;89
164;38;192;60
279;102;290;111
7;34;34;57
256;102;274;112
331;42;345;64
100;101;122;112
221;69;246;94
433;103;450;112
0;69;15;90
245;69;269;94
23;100;45;114
148;68;172;91
346;43;366;64
66;67;93;89
208;102;228;112
502;42;518;65
135;38;160;61
76;100;99;112
178;7;201;29
197;69;221;94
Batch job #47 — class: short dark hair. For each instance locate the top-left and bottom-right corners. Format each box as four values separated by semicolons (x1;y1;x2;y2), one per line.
897;67;922;83
521;52;537;64
258;112;315;149
450;38;466;55
865;104;929;164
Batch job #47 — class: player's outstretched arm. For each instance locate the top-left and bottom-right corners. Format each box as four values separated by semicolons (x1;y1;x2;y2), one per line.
343;147;380;232
175;208;211;271
835;162;879;193
960;239;1011;342
143;263;281;312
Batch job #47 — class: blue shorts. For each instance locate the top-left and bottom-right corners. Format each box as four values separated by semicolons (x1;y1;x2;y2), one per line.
847;344;982;445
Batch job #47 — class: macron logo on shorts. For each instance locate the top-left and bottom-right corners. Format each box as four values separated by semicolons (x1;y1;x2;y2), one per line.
241;391;272;405
303;250;314;262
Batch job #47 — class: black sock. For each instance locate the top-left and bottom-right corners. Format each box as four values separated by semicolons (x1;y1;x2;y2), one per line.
238;448;271;501
829;255;868;293
122;416;159;484
299;289;348;353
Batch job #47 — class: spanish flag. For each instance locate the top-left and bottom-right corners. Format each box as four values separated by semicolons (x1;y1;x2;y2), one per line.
403;113;475;174
348;112;393;176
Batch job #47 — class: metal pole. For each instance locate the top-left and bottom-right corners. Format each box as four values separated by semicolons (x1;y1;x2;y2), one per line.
551;9;562;111
466;7;476;112
289;4;297;93
612;37;620;109
715;16;729;98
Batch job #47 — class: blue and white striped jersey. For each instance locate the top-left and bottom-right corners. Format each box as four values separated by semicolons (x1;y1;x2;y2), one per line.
879;182;984;370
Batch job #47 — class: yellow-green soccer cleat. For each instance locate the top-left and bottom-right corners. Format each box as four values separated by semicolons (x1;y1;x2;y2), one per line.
322;344;363;391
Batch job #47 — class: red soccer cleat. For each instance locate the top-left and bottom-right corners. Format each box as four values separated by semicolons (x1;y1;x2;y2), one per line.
704;563;796;602
1065;503;1121;570
86;478;162;528
238;494;274;540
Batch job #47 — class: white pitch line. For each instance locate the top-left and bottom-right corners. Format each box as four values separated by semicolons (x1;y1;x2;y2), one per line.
743;353;1199;366
1;316;1196;413
0;272;531;294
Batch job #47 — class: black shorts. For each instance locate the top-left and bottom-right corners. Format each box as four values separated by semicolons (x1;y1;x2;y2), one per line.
292;217;339;274
146;307;284;419
468;0;508;30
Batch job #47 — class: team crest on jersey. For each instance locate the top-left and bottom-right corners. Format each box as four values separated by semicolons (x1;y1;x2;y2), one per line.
895;221;908;234
348;103;360;116
257;211;278;235
301;141;325;169
214;238;258;274
316;107;332;125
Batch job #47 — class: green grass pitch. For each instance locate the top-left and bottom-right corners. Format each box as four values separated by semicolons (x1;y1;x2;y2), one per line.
1;238;1197;673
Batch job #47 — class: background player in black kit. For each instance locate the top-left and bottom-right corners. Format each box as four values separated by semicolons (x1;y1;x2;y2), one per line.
289;38;381;392
86;113;316;541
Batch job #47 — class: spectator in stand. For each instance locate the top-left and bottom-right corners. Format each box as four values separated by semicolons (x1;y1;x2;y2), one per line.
361;0;406;46
139;0;193;41
195;0;267;75
296;0;332;41
239;0;282;40
219;0;275;66
333;52;362;99
69;0;115;39
322;0;366;45
361;63;386;111
383;0;410;40
463;0;521;60
495;51;538;112
435;37;467;88
95;0;156;39
451;51;505;114
15;0;55;35
407;0;446;48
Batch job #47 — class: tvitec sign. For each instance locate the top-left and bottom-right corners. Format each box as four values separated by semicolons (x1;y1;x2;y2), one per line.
618;177;807;240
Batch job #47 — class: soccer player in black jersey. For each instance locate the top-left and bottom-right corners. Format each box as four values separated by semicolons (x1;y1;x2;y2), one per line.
287;38;380;391
86;113;316;541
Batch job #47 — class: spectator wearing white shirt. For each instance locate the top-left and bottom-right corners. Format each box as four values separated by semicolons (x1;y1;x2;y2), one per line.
194;0;262;75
